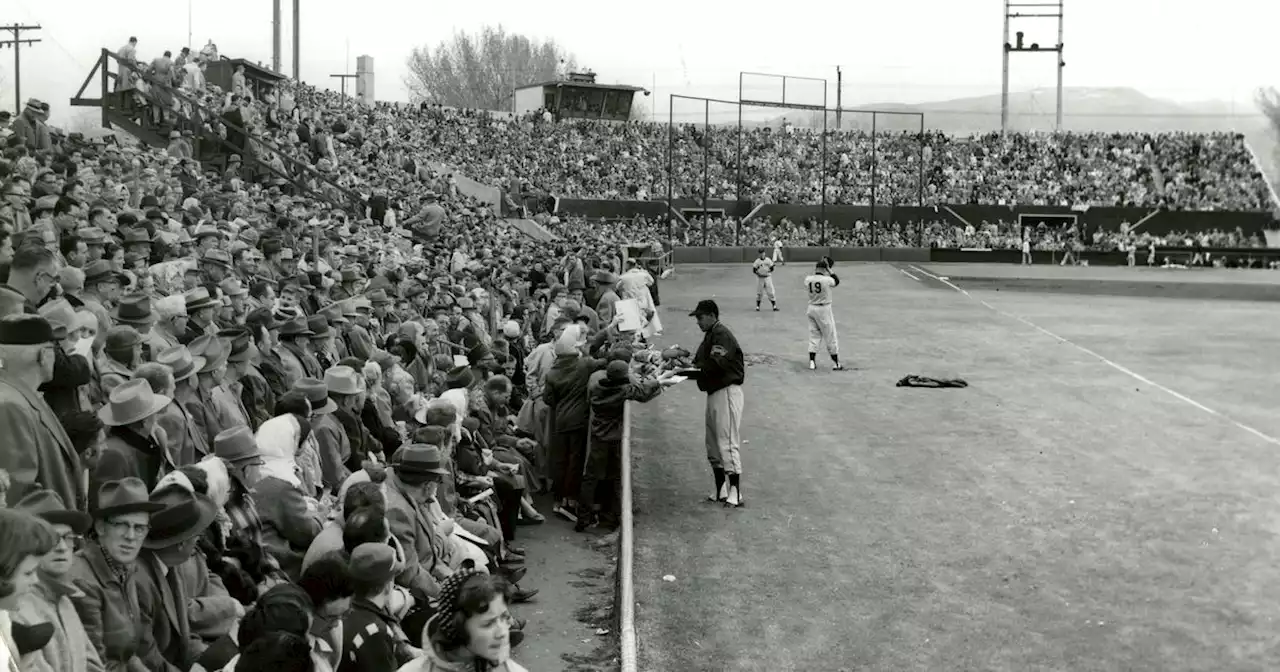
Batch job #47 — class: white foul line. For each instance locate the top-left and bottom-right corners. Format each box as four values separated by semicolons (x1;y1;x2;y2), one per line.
907;265;1280;447
898;268;922;282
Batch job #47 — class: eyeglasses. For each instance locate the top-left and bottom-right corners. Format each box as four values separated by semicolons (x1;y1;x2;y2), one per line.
106;520;150;538
58;532;83;548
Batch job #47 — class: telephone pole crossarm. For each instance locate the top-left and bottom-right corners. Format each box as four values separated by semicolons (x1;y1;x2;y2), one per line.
0;24;43;115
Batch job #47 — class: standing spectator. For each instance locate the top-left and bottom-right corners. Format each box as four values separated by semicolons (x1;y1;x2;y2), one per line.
0;315;84;510
542;325;602;521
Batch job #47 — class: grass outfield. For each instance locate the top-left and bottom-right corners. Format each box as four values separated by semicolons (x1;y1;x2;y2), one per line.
629;262;1280;672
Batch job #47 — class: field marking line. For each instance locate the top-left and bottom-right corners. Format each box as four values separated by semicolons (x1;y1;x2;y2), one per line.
898;267;922;282
907;265;1280;447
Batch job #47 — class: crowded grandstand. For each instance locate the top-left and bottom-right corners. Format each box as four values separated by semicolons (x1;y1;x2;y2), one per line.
0;19;1277;672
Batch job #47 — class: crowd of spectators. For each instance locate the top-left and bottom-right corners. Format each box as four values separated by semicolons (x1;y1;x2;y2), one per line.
411;108;1275;211
0;34;695;672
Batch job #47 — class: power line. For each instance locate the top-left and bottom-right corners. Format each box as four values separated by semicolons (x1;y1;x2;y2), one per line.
0;23;41;115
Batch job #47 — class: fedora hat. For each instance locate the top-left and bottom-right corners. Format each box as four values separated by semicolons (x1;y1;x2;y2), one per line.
155;345;205;382
188;334;228;373
112;294;156;325
591;270;619;285
213;426;262;465
142;489;218;550
320;304;348;325
98;378;171;427
366;289;391;305
200;248;233;268
306;315;331;339
444;365;473;390
95;477;165;518
184;287;220;312
324;365;364;395
16;489;91;533
83;260;127;287
78;227;108;245
218;277;248;297
225;331;253;364
296;377;337;415
395;444;449;484
278;315;315;338
122;229;152;246
193;225;221;241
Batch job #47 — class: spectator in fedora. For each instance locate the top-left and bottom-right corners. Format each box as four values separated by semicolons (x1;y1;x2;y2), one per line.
0;315;85;510
210;426;281;596
187;334;249;446
180;288;220;345
37;298;94;419
112;294;157;347
150;346;212;467
300;375;347;494
327;364;382;474
12;489;104;672
80;261;126;351
253;412;324;580
96;325;143;402
133;486;221;671
93;378;177;498
223;327;273;431
278;317;321;385
67;478;169;671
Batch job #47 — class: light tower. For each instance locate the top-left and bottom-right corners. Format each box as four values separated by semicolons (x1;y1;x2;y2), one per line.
1001;0;1065;132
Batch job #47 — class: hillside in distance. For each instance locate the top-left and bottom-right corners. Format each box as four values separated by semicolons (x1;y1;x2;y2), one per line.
758;86;1278;188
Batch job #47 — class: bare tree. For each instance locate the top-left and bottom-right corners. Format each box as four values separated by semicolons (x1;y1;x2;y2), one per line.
404;25;576;110
1254;87;1280;203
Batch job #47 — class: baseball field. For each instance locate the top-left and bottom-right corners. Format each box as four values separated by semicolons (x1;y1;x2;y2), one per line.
629;261;1280;672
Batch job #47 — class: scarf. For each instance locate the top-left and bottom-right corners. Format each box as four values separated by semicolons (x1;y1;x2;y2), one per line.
254;415;304;487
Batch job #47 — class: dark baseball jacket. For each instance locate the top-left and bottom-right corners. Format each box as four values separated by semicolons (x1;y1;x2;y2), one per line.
691;321;745;394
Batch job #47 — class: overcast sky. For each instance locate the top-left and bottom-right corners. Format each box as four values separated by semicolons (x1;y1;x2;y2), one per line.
3;0;1277;123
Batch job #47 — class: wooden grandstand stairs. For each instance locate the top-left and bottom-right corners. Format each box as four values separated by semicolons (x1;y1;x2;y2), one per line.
71;48;363;213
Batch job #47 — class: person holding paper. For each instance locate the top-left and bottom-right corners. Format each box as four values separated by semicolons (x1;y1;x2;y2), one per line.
684;300;746;508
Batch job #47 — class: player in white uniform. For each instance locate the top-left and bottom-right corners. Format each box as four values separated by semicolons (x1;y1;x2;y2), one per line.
772;239;784;265
751;249;778;311
803;260;843;371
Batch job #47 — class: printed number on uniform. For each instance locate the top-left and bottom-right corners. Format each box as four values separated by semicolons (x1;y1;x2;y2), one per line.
808;282;823;294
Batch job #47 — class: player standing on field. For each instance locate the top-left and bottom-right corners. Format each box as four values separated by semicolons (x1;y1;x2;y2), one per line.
686;299;746;508
804;260;844;371
751;249;778;311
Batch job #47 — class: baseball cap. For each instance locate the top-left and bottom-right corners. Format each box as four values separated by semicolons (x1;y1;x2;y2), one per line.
688;299;719;317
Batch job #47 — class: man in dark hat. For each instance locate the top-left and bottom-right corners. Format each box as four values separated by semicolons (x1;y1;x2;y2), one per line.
685;299;746;508
0;315;85;509
135;485;236;670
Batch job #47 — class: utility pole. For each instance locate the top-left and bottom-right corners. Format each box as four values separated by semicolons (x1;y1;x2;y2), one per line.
292;0;301;81
272;0;281;73
835;66;842;130
0;24;41;116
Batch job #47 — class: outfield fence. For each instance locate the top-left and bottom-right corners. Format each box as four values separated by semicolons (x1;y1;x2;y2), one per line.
619;400;639;672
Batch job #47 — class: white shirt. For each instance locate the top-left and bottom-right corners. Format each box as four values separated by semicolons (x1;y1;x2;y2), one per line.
752;257;775;277
804;274;836;306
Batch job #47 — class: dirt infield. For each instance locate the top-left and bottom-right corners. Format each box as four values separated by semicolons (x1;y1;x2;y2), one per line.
629;262;1280;671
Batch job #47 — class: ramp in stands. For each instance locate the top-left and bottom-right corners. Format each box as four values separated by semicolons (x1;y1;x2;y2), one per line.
505;218;559;242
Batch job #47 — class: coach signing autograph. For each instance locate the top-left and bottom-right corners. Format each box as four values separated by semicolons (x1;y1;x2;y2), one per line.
685;299;746;508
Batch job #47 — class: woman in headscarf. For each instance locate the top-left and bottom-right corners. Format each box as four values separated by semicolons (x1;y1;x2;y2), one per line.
252;407;325;581
540;325;604;522
397;571;527;672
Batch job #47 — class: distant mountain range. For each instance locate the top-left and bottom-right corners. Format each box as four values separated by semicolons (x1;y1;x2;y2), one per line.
743;87;1278;187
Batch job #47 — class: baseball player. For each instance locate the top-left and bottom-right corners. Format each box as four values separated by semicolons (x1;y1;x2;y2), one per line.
804;260;843;371
686;299;746;508
751;249;778;311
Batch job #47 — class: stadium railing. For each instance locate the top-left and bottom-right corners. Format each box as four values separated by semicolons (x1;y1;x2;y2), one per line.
619;400;638;672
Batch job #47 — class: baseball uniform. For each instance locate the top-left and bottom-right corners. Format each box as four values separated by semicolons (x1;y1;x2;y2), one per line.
804;272;839;356
751;256;777;309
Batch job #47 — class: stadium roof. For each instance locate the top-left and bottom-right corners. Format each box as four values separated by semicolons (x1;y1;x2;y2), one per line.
515;80;647;92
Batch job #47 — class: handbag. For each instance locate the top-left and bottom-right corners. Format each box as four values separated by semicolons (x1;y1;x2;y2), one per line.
515;398;536;433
